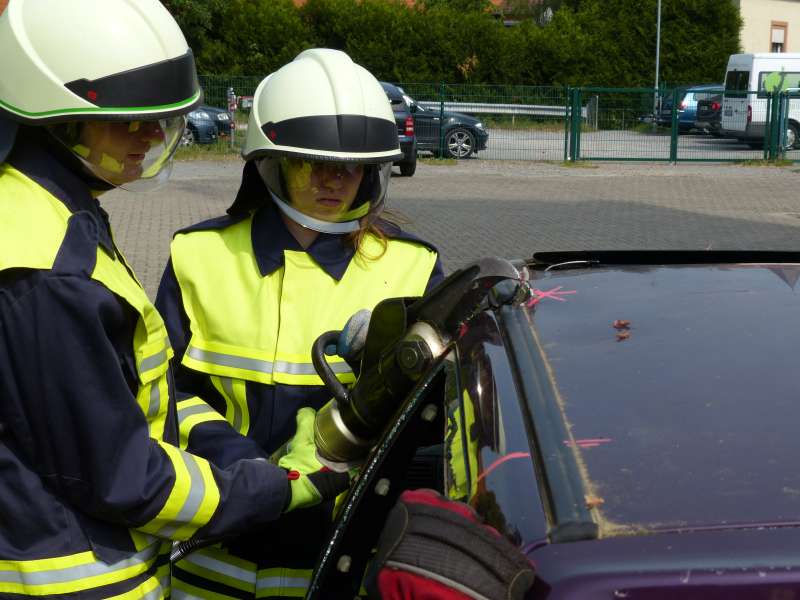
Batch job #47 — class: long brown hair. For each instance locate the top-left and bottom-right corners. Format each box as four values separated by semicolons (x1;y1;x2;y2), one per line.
347;207;409;261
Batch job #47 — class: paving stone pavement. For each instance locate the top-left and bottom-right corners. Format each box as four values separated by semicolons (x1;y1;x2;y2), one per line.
102;159;800;298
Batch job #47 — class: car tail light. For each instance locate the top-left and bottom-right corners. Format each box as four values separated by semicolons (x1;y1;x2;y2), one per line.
747;104;752;123
680;100;687;110
711;101;721;111
404;116;414;136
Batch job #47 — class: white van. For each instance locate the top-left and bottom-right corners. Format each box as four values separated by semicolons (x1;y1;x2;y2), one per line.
720;53;800;148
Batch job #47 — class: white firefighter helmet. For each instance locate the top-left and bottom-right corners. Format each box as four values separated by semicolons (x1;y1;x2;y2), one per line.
0;0;202;189
242;48;402;234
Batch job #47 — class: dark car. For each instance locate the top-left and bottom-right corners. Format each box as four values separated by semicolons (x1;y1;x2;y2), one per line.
380;81;417;176
305;252;800;598
409;96;489;159
201;104;233;138
181;105;232;145
182;107;218;145
656;84;724;133
694;92;723;136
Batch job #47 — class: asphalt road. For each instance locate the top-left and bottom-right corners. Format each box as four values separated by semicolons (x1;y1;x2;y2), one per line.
102;158;800;298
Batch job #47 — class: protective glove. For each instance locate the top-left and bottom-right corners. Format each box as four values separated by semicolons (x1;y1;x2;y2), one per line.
278;408;351;513
326;308;371;368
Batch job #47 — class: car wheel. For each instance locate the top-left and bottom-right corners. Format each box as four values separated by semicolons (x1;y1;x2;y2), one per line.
399;158;416;177
445;127;475;159
180;127;195;147
786;122;799;150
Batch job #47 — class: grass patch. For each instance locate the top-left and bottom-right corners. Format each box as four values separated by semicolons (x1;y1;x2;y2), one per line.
736;158;794;167
482;116;595;133
174;140;241;160
419;157;457;166
632;123;671;135
560;160;598;168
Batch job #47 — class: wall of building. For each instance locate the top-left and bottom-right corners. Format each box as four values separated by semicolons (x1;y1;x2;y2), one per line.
739;0;800;53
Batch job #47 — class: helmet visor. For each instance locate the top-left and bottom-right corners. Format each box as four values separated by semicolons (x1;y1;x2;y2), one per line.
279;157;387;223
49;117;186;192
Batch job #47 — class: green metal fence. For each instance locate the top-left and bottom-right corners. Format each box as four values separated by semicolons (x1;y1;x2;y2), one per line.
566;87;789;163
194;76;799;162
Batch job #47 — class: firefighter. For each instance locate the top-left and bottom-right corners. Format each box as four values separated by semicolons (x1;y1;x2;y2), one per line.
155;48;445;598
0;3;349;599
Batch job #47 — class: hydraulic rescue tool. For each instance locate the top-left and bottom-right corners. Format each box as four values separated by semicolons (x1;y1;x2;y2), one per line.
310;256;525;469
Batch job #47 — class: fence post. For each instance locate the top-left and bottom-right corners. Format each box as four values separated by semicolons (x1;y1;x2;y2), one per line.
438;81;446;158
777;92;788;160
575;88;583;159
563;86;571;162
669;87;679;163
569;88;582;161
762;93;770;160
766;93;775;159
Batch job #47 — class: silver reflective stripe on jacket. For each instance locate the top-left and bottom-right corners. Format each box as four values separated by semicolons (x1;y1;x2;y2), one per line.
187;345;352;377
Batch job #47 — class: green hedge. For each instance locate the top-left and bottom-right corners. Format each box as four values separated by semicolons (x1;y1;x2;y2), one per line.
168;0;741;88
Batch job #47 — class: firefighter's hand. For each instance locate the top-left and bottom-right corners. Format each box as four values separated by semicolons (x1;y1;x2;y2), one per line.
279;408;351;512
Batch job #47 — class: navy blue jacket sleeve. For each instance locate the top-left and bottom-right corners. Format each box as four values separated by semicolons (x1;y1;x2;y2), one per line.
0;269;288;539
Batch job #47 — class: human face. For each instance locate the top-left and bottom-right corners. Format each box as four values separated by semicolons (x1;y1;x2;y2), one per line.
280;158;365;222
75;118;184;186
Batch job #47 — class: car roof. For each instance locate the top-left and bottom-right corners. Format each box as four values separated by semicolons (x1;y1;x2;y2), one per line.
519;257;800;537
685;83;724;91
380;81;404;101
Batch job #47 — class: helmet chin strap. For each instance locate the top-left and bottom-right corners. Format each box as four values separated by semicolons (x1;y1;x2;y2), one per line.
269;189;361;234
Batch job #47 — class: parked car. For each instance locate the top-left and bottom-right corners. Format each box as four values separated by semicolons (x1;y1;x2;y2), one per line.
201;104;233;138
306;252;800;598
656;84;723;133
181;105;232;145
694;91;723;136
380;81;417;176
182;107;217;146
407;95;489;159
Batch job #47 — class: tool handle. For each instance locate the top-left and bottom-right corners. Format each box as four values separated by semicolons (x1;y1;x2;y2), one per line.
311;330;350;404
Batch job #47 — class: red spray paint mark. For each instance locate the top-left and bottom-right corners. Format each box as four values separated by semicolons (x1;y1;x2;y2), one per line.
526;286;577;307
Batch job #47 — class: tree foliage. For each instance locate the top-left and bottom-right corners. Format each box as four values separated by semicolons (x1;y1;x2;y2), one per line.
170;0;741;89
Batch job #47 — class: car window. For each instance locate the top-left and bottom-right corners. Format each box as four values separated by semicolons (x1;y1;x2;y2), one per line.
444;313;546;546
758;71;800;94
725;70;750;97
522;265;800;536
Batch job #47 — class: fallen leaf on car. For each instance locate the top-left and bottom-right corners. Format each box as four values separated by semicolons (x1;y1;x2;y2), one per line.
585;495;605;509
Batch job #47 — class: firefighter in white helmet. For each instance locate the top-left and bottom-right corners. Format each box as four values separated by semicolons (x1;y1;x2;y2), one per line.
156;48;444;598
0;3;350;598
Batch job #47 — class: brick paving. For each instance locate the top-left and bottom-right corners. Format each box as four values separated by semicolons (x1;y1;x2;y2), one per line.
101;159;800;298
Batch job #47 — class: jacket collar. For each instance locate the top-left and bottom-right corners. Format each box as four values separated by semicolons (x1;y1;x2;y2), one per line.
251;199;356;282
8;131;114;254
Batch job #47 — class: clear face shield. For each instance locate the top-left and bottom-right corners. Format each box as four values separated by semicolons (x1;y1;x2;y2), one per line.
257;156;392;234
48;116;186;192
